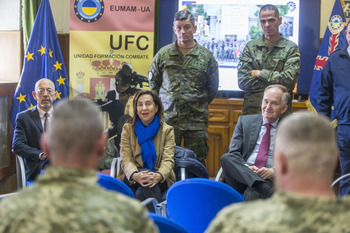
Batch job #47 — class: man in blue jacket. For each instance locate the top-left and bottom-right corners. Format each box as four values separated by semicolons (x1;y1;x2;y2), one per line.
318;21;350;196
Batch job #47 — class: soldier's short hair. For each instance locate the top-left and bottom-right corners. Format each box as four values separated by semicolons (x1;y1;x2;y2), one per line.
174;10;196;26
259;4;280;18
48;98;103;158
264;84;290;107
275;112;337;178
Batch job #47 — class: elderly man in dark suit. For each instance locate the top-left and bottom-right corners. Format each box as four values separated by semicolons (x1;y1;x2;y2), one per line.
220;84;289;201
12;78;56;181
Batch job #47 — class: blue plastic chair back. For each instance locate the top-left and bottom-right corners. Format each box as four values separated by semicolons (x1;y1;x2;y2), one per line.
166;178;244;233
97;173;134;198
148;212;188;233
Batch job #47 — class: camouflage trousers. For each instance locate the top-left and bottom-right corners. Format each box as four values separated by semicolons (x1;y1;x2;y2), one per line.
174;129;209;167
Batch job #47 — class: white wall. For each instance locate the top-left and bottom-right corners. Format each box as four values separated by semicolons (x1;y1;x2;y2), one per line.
49;0;70;33
0;0;69;33
0;0;21;30
320;0;336;37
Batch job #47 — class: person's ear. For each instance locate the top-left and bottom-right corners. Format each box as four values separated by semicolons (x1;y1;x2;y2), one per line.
193;25;197;33
281;104;288;115
278;16;282;26
275;152;288;176
33;91;38;101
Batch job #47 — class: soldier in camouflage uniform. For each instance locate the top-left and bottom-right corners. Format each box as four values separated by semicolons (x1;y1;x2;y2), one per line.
238;4;300;115
98;134;119;171
206;112;350;233
149;10;219;166
0;99;157;233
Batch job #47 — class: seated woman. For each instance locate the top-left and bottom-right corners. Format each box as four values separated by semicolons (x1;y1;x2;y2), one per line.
118;89;175;209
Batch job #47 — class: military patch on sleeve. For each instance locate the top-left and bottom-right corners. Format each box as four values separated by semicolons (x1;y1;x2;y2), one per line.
238;61;242;69
148;71;153;80
296;51;300;56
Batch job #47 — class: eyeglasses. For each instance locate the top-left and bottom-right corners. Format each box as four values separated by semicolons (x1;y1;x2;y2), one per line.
37;88;55;95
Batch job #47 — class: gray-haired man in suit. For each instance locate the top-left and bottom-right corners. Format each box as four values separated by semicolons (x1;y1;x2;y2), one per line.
12;78;56;181
220;84;289;201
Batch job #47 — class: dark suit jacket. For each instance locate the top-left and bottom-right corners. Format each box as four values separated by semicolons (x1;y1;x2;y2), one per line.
222;114;278;200
12;106;45;181
229;114;263;162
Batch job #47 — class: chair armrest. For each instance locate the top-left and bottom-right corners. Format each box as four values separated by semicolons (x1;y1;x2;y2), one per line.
16;155;27;190
110;157;120;178
156;200;167;217
331;173;350;188
215;167;223;182
180;167;186;180
141;198;168;216
0;192;18;199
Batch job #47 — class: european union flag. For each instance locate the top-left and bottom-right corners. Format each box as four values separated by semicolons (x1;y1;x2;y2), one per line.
307;0;346;123
9;0;69;127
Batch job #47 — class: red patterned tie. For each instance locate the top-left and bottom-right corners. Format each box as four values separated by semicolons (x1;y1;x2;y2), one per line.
255;123;271;168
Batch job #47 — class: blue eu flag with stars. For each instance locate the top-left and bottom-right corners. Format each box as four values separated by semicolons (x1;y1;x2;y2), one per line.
10;0;69;127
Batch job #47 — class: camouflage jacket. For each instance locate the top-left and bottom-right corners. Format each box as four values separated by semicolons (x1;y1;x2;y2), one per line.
149;41;219;130
99;135;119;171
0;167;158;233
206;191;350;233
238;35;300;115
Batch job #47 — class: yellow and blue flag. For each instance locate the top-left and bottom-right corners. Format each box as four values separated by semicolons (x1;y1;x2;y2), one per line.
10;0;69;127
307;0;346;123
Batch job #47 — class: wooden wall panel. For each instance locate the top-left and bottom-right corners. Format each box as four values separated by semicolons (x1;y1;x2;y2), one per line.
0;83;17;178
57;33;69;76
207;99;307;177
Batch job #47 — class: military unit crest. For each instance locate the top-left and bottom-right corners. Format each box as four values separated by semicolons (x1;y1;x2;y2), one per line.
74;0;104;23
328;15;345;34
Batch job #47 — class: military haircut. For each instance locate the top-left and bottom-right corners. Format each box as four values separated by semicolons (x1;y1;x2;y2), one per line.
259;4;280;18
275;112;337;178
48;98;103;158
174;10;196;26
264;84;290;106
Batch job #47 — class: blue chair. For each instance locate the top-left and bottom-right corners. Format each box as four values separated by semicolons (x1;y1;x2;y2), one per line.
97;173;134;198
148;212;187;233
97;173;162;213
166;178;244;233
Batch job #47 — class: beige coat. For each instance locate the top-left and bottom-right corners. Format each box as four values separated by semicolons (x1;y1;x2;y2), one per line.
118;122;176;187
